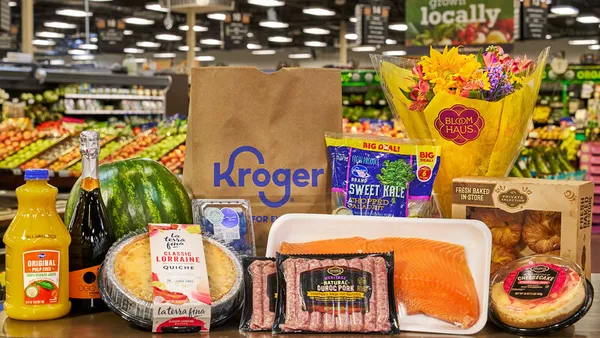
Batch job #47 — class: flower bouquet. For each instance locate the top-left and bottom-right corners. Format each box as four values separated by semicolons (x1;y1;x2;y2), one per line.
371;46;549;217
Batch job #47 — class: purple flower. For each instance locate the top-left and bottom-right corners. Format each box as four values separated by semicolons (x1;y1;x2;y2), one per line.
484;65;514;101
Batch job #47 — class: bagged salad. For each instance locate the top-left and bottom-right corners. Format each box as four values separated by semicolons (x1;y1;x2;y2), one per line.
325;134;440;217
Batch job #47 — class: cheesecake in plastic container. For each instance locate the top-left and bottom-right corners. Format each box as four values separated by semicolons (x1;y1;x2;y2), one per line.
98;230;244;330
489;255;593;335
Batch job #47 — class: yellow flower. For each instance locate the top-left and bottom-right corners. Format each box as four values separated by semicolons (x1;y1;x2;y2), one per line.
419;46;484;94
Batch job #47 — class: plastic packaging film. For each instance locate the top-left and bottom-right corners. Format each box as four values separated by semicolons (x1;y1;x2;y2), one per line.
370;47;549;217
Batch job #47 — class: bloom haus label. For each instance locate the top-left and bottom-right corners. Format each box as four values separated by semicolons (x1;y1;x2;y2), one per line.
149;224;211;333
434;104;485;145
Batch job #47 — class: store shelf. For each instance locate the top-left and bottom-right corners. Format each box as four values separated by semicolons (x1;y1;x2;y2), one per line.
39;68;172;88
65;110;165;115
64;94;166;100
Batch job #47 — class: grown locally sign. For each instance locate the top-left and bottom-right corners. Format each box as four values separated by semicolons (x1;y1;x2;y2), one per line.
405;0;514;47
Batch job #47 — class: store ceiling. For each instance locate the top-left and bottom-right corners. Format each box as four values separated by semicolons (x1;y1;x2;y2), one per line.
8;0;600;56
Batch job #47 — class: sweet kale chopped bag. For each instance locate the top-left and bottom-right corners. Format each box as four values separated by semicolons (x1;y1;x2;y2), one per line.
325;134;440;217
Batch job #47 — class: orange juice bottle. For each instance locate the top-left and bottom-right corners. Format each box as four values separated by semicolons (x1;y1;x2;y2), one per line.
3;169;71;320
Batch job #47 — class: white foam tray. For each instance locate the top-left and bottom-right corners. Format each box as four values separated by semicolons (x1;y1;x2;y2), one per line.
266;213;491;335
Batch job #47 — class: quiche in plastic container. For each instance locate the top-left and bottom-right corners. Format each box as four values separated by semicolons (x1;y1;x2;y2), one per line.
489;255;593;335
98;230;244;330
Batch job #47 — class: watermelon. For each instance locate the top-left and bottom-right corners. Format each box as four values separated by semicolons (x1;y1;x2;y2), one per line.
64;158;192;239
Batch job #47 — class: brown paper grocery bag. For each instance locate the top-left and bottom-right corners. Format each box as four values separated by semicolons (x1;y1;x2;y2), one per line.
184;67;342;253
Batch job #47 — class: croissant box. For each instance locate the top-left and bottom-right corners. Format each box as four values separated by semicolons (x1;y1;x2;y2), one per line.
451;177;593;279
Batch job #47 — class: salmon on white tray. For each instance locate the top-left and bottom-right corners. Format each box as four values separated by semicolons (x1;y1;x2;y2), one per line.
265;214;492;335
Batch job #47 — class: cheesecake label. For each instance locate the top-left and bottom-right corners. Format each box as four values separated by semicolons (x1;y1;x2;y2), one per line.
504;263;566;300
149;224;212;333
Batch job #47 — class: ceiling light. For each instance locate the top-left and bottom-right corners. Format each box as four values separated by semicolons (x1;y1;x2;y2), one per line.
124;30;133;35
195;55;215;62
44;21;77;29
32;39;56;46
289;53;312;59
134;58;148;63
268;36;292;43
568;39;598;45
154;52;176;58
303;7;335;16
589;45;600;50
304;41;327;47
68;49;87;55
350;17;357;23
303;27;330;35
36;31;65;39
550;5;579;16
200;38;222;45
259;20;289;28
345;33;357;40
389;23;408;31
386;39;397;45
546;34;552;39
8;1;16;7
137;41;161;48
73;54;95;61
156;33;182;41
576;15;600;24
252;49;276;55
56;9;92;17
247;43;262;50
145;3;168;12
124;47;145;54
207;13;226;21
79;43;98;50
247;32;254;37
125;17;155;25
248;0;284;6
178;24;208;32
177;45;201;51
383;50;407;56
49;59;65;65
352;46;376;52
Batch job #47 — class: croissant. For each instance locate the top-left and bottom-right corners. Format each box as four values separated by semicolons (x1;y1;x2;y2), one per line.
522;211;561;253
470;208;523;247
491;244;518;277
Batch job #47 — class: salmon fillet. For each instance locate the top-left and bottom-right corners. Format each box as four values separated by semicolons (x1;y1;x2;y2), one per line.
279;236;479;329
279;237;368;255
368;237;479;329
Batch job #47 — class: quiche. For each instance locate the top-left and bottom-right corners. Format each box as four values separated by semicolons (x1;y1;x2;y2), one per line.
99;231;244;328
114;234;236;304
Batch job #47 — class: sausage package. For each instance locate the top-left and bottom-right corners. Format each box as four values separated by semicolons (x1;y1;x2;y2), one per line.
325;134;441;218
240;257;277;332
273;252;399;334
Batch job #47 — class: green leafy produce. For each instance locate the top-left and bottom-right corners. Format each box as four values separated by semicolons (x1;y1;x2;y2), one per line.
377;159;415;188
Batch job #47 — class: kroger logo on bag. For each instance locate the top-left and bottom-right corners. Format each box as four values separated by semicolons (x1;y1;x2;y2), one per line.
214;146;325;208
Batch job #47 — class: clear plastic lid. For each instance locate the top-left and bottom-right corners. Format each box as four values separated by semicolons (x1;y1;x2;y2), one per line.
489;255;593;335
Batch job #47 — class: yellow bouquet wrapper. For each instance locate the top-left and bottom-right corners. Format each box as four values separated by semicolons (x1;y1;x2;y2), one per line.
371;48;549;217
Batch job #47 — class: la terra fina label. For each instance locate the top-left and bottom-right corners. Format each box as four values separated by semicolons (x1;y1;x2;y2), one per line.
149;224;211;333
434;104;485;145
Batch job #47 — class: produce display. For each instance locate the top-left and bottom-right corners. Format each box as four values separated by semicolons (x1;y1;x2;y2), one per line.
136;134;186;161
19;135;80;170
489;256;592;334
64;158;192;238
67;137;133;174
159;144;185;174
101;133;163;163
511;144;577;178
0;137;65;169
0;129;39;161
